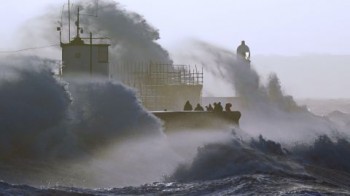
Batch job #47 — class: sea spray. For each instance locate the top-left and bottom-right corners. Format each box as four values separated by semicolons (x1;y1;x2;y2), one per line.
292;135;350;173
167;40;350;185
0;56;162;160
0;56;70;160
172;40;346;143
2;1;350;193
0;56;167;187
168;133;304;183
0;56;234;188
169;132;350;185
66;77;163;149
17;0;172;66
79;0;172;64
83;130;232;187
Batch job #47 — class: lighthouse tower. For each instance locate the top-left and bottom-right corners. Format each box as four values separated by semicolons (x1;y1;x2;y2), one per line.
60;7;110;77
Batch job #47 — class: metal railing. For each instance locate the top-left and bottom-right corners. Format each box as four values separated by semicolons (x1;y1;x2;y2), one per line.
110;62;203;110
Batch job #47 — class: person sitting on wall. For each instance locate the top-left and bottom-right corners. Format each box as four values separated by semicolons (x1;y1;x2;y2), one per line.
214;102;223;112
225;103;232;112
217;102;223;112
194;103;204;111
206;104;214;112
213;102;218;112
184;100;193;111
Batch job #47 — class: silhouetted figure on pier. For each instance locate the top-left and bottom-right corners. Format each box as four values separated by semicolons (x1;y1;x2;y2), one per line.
236;40;250;62
206;104;214;112
213;102;218;111
184;100;193;111
194;103;204;111
218;102;223;112
214;102;223;112
225;103;232;112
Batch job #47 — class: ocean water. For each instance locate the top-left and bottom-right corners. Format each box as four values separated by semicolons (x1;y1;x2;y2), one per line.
1;133;350;195
1;57;350;195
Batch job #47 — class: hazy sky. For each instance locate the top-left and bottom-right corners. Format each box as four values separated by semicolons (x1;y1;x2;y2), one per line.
0;0;350;98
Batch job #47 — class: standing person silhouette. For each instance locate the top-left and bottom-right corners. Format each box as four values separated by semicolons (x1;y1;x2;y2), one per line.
236;40;251;62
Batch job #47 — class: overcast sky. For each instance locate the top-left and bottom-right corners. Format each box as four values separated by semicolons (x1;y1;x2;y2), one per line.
0;0;350;98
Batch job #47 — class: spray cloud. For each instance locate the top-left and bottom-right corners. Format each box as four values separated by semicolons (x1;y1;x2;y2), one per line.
172;40;347;143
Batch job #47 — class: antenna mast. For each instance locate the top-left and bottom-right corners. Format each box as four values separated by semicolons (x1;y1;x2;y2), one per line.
76;7;81;38
96;0;99;17
68;0;71;42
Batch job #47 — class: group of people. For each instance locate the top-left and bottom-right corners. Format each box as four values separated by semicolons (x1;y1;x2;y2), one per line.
184;101;232;112
184;101;203;111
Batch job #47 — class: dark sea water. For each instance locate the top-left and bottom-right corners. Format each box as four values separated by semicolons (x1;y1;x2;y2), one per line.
1;127;350;195
1;173;349;195
1;145;350;195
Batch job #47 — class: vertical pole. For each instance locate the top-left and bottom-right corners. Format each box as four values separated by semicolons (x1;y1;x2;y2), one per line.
202;66;204;84
96;0;99;17
59;30;62;44
68;0;71;42
90;32;93;76
77;7;80;38
59;29;62;76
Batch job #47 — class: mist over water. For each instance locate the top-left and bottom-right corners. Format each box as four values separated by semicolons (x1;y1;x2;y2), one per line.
1;1;350;194
0;56;164;160
0;56;165;186
0;56;71;160
79;0;172;64
0;1;233;188
0;56;234;188
173;40;348;143
167;40;350;187
18;0;172;65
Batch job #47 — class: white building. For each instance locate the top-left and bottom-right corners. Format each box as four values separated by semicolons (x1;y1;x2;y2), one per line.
61;36;109;77
60;7;110;77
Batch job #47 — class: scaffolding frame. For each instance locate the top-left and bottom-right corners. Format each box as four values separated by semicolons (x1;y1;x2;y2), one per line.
110;62;203;110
